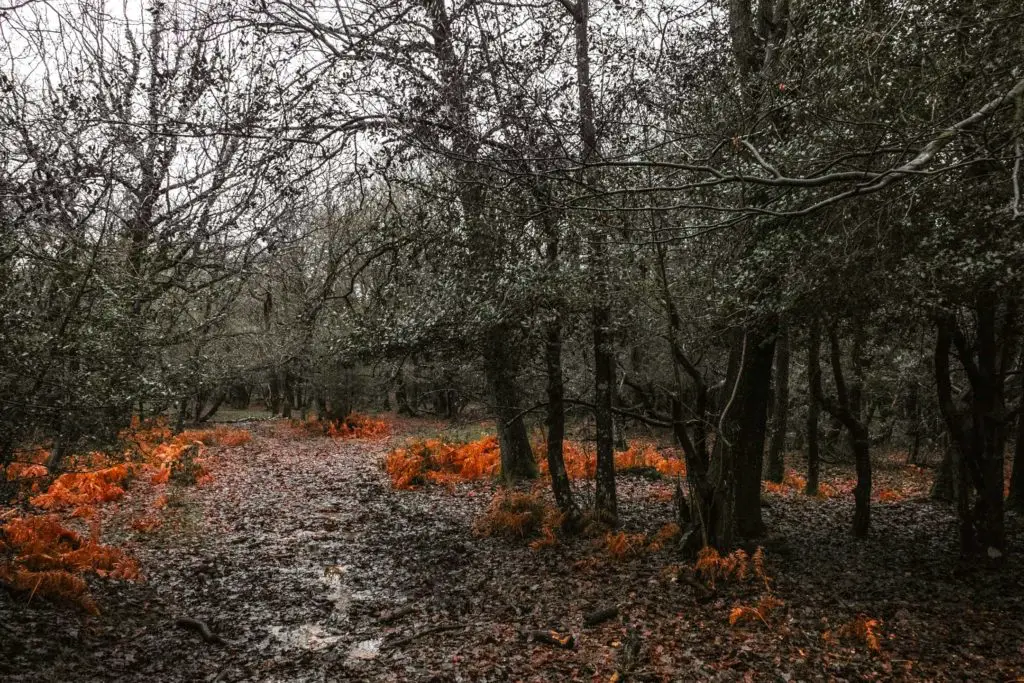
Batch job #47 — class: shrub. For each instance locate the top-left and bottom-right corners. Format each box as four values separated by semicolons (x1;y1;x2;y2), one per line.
385;437;500;489
5;463;48;481
326;413;389;439
30;464;133;511
473;490;559;540
0;515;140;614
535;439;685;480
279;413;389;440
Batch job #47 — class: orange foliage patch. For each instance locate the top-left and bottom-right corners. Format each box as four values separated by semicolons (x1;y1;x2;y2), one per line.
0;515;140;613
386;437;500;489
385;435;688;491
30;464;133;511
326;413;390;439
729;594;785;627
6;463;48;481
695;546;769;589
614;442;686;477
876;487;904;503
763;469;809;496
473;490;560;541
604;531;648;560
277;413;389;440
825;614;883;653
177;426;252;448
536;440;596;479
535;439;686;481
25;417;246;512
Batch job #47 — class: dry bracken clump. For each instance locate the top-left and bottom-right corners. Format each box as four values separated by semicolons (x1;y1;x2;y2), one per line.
473;490;561;543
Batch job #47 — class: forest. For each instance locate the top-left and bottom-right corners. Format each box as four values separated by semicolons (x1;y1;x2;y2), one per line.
2;0;1023;680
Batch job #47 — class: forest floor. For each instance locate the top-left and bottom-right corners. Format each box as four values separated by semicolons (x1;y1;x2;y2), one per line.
2;418;1024;682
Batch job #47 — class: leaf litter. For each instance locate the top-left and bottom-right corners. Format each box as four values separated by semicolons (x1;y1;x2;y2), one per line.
1;421;1023;682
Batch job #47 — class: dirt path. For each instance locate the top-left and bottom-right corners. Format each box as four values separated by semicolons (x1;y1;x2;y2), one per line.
3;426;1024;682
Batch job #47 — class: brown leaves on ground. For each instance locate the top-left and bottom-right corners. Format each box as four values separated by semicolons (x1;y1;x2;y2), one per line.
3;420;1023;682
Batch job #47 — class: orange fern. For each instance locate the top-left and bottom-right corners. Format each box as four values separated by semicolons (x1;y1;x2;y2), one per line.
0;514;140;613
729;595;785;626
604;531;648;560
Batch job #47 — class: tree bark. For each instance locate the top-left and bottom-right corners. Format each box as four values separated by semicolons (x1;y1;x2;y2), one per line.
728;327;776;539
562;0;617;523
931;442;955;503
538;187;577;520
593;303;618;522
766;327;790;482
810;324;872;537
1009;415;1024;512
484;326;537;482
545;314;577;520
933;296;1011;556
806;323;821;497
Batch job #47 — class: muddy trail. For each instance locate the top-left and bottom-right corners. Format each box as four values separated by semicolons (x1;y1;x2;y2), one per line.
2;423;1023;682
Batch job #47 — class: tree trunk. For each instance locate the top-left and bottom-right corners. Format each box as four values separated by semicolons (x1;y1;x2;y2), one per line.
729;327;776;539
269;373;281;415
592;302;618;523
545;315;577;520
1009;414;1024;512
562;0;616;524
539;196;577;520
766;326;790;482
484;326;536;482
281;369;294;419
934;296;1011;556
198;391;225;423
811;324;872;537
850;425;872;538
806;323;821;496
931;442;955;502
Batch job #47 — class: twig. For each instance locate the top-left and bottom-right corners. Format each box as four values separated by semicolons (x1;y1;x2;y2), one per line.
175;617;240;647
382;623;463;650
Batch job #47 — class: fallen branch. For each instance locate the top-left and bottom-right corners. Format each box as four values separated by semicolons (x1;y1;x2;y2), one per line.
377;605;416;625
382;623;463;650
526;629;576;649
174;617;240;647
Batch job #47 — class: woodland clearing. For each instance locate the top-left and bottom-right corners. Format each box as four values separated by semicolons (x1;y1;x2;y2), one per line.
2;418;1022;682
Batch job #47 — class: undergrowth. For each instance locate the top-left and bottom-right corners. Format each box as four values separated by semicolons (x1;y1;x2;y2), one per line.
473;490;562;548
385;435;685;490
0;515;140;613
0;418;252;614
276;413;389;440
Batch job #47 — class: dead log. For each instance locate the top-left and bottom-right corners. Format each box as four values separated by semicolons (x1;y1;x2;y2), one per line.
526;630;576;649
584;606;619;627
